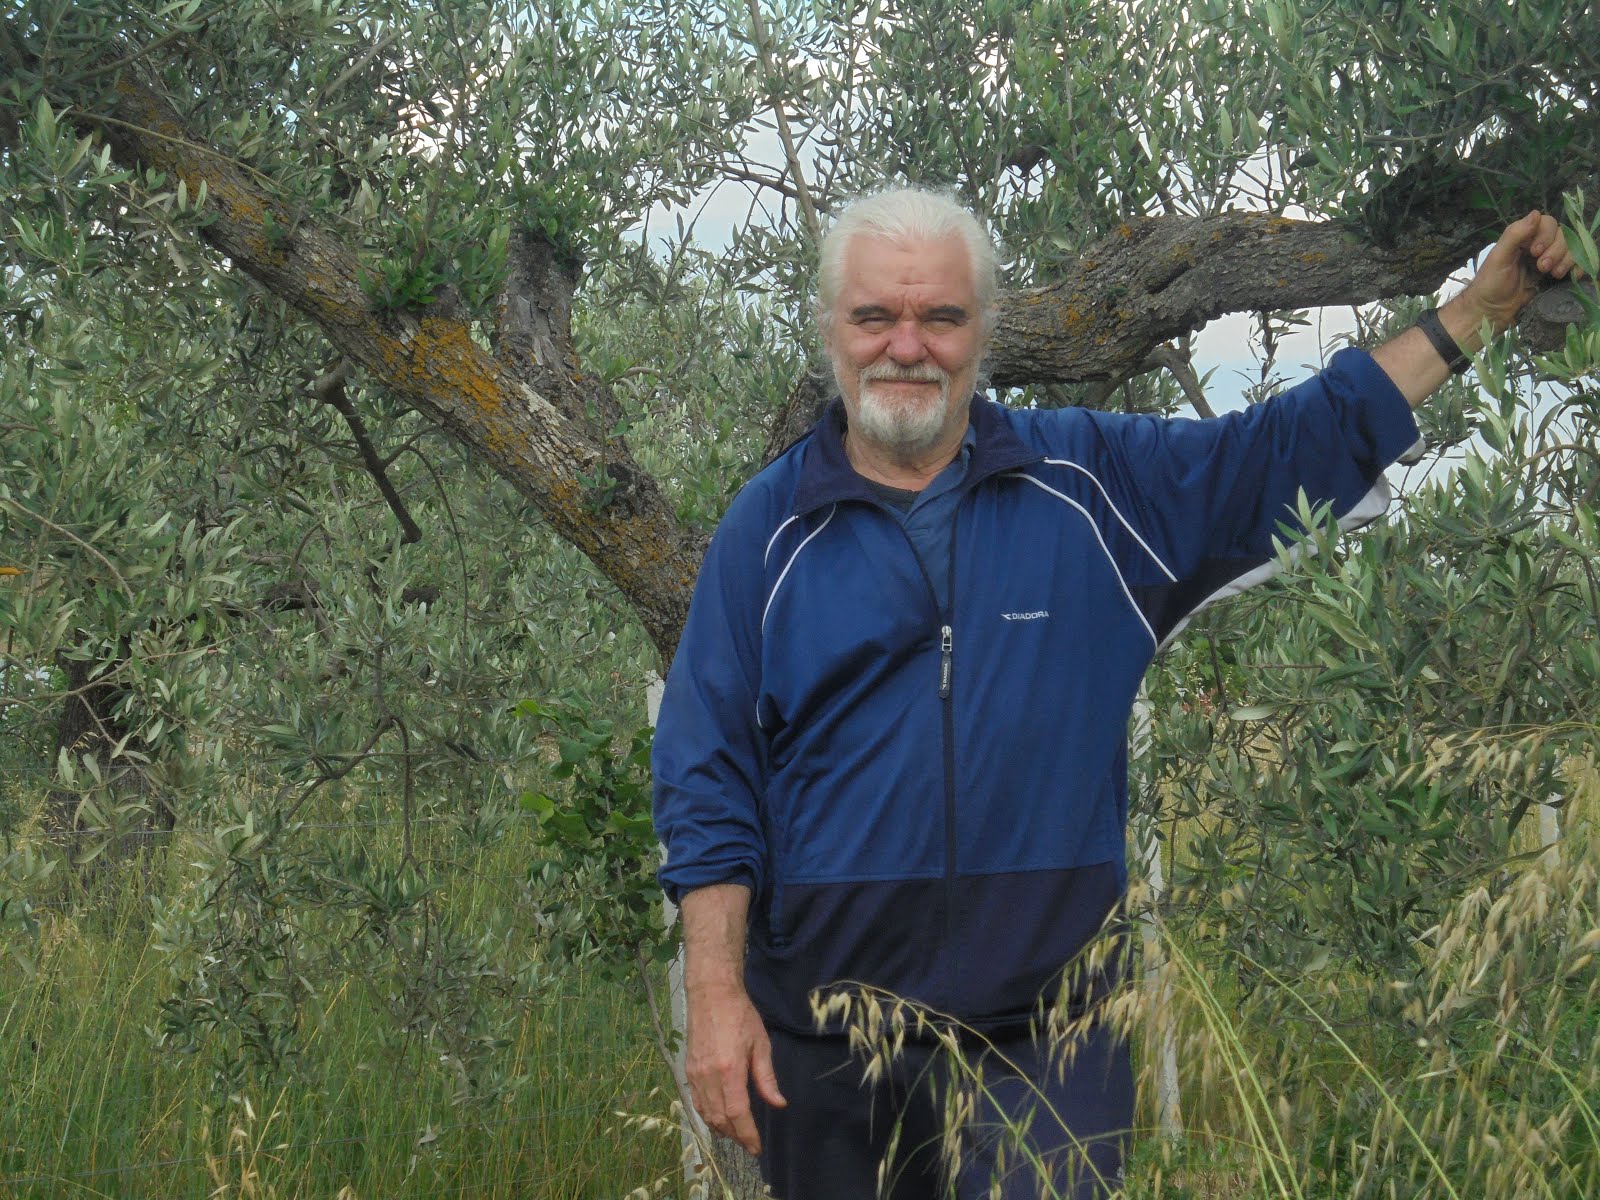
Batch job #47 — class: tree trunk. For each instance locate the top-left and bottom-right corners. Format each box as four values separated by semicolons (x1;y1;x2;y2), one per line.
48;639;170;857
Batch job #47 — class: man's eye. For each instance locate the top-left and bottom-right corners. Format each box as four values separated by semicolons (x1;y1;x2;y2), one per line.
857;316;892;330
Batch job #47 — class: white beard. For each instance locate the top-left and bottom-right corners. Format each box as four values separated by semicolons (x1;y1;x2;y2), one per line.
844;362;953;455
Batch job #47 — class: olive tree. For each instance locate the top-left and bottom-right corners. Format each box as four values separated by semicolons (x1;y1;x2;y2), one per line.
2;0;1598;1188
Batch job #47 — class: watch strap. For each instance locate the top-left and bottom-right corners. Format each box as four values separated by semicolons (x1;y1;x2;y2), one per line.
1416;307;1470;375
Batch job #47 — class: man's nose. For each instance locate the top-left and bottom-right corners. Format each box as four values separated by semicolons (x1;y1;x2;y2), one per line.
886;319;927;363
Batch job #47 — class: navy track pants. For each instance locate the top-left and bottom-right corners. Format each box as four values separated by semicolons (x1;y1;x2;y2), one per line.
752;1023;1132;1199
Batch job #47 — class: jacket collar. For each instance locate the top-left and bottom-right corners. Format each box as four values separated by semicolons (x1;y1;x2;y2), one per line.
792;394;1043;516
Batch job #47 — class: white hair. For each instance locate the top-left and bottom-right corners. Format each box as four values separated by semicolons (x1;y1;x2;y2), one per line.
815;186;999;335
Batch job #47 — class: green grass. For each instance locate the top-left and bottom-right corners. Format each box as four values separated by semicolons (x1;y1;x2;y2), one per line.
818;777;1600;1200
4;776;1598;1199
0;817;683;1199
1115;807;1600;1200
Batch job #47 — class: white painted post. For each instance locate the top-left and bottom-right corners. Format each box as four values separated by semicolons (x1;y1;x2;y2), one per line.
1539;795;1561;868
648;675;710;1185
1131;694;1183;1141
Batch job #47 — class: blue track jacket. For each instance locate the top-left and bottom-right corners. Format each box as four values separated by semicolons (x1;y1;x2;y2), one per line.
654;348;1422;1035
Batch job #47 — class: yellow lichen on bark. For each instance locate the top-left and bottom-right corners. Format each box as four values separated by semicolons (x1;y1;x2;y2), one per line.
112;75;284;265
372;314;552;478
397;317;506;416
297;270;355;325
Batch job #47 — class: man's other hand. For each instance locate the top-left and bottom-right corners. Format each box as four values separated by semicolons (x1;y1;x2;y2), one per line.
685;980;787;1155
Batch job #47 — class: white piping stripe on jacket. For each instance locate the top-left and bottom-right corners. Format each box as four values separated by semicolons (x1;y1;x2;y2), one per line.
762;505;837;634
764;514;803;568
1039;459;1177;582
1155;473;1396;650
1010;474;1158;648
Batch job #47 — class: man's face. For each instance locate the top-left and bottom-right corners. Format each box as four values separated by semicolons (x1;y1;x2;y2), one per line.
825;232;986;457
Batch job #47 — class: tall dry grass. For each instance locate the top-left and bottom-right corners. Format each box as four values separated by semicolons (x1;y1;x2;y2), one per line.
813;763;1600;1199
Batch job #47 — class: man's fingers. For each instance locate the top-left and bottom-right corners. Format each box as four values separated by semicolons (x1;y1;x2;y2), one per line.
686;1074;724;1136
1480;211;1542;291
1516;210;1581;280
1504;209;1542;253
682;986;775;1157
690;1083;759;1154
1529;213;1564;272
1525;210;1555;254
724;1091;763;1156
750;1037;788;1110
688;1051;766;1154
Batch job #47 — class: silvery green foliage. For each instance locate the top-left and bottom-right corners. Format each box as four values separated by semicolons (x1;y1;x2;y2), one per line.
0;0;782;1097
0;252;245;841
1;0;1597;1133
1142;208;1600;985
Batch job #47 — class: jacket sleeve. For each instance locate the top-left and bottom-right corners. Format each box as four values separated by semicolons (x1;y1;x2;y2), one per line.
1075;347;1423;642
652;499;770;905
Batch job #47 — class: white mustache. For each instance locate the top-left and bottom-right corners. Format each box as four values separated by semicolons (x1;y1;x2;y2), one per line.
860;363;949;385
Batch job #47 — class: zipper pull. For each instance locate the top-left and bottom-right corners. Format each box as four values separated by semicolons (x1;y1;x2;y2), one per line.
939;624;953;698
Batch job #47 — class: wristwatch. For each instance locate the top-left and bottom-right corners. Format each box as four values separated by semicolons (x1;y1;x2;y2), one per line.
1415;307;1470;375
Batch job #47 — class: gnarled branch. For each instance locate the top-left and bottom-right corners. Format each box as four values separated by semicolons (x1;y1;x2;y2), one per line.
56;60;699;660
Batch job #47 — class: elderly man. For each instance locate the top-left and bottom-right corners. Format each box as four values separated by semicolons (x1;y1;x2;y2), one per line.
652;187;1578;1198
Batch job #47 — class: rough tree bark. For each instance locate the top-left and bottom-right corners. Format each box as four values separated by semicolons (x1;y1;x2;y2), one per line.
62;65;706;662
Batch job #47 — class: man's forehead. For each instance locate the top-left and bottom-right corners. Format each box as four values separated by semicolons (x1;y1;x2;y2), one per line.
837;231;976;295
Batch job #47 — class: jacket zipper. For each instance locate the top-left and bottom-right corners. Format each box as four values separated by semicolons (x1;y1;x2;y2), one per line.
867;501;961;984
940;518;959;974
938;624;953;697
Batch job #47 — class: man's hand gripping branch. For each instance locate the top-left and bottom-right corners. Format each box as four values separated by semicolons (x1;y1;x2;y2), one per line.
1373;210;1584;408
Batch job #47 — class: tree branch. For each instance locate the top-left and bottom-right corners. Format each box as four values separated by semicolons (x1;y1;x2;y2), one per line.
761;371;832;466
492;228;626;438
987;208;1511;390
1144;345;1216;419
56;58;699;660
744;0;823;246
716;162;821;208
492;229;576;382
986;131;1600;390
314;360;422;545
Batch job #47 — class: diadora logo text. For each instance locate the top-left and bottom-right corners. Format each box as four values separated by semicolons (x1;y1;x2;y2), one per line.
1000;610;1050;621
